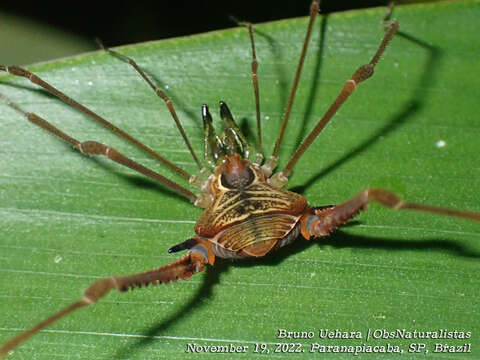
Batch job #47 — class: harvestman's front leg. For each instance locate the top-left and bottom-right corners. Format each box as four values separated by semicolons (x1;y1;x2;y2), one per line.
0;93;219;210
97;42;207;178
301;189;480;239
0;243;215;357
0;65;194;184
234;20;263;164
270;20;400;188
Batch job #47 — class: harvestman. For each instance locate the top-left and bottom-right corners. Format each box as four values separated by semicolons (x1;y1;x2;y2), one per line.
1;0;479;356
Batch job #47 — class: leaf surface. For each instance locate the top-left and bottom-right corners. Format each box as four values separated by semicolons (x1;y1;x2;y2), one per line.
1;1;479;359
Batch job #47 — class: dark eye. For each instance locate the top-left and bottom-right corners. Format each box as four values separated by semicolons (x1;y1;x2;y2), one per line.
220;166;255;189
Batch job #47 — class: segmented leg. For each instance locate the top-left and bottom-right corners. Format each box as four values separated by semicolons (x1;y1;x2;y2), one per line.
98;43;207;178
0;65;195;184
236;21;263;164
0;93;198;204
0;244;213;357
270;20;399;188
264;0;321;175
301;189;480;239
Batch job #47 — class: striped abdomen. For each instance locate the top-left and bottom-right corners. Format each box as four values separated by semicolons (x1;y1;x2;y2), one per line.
208;213;301;258
195;156;307;258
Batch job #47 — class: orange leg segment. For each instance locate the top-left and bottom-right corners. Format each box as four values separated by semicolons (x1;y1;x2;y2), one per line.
301;188;480;239
0;243;214;358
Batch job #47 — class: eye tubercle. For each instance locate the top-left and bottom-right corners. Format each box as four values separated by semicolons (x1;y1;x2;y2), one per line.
220;154;254;189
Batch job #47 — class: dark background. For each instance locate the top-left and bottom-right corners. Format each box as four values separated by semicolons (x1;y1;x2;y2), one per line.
1;0;402;47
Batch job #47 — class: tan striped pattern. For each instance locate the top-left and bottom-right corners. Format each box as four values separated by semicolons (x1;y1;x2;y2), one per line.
195;160;307;243
213;213;299;252
211;184;300;226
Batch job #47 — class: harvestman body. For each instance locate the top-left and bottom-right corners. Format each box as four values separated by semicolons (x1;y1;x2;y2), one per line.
1;1;479;356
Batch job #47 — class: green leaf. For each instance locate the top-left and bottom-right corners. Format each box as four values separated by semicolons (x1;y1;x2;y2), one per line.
1;1;479;359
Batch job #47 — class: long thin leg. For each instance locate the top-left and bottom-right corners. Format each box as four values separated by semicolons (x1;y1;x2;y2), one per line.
303;188;480;239
0;245;213;357
0;65;196;184
0;93;198;204
270;20;399;188
264;0;320;175
98;43;207;175
236;22;263;164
